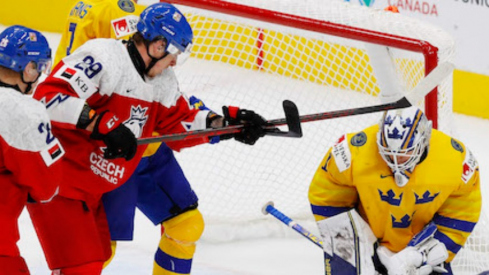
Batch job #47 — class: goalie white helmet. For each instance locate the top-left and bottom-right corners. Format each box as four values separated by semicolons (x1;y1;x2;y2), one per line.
377;106;432;187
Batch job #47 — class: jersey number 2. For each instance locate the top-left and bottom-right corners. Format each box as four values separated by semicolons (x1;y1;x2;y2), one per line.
38;122;55;145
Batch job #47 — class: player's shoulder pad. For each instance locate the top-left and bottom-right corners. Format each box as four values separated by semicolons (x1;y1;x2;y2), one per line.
0;89;53;151
146;67;182;108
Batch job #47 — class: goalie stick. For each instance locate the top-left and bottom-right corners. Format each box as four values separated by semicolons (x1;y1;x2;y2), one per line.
138;62;454;145
262;201;324;249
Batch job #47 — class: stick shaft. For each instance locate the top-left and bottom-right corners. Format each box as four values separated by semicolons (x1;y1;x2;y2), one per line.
264;204;324;249
138;62;453;145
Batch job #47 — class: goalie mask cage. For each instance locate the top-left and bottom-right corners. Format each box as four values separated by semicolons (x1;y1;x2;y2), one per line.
164;0;488;273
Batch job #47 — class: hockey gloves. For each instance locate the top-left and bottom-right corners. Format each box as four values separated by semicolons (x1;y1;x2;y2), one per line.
90;111;137;160
223;106;268;145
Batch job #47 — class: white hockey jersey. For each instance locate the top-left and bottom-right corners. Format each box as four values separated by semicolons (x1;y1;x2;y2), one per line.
34;39;209;203
0;86;63;203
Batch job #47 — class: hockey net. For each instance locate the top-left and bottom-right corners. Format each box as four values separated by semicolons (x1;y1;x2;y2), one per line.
164;0;488;273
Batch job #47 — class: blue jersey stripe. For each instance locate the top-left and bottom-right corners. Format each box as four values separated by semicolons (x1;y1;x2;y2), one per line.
155;248;192;274
433;214;476;233
434;231;462;254
310;204;351;218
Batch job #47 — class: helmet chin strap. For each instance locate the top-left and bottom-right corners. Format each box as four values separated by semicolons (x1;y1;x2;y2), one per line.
127;39;147;79
126;38;168;78
143;38;168;75
20;70;41;94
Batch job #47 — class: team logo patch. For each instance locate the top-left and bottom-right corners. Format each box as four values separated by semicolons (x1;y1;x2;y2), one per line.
117;0;135;12
414;191;439;204
451;138;464;153
111;15;139;38
378;189;403;206
28;32;37;41
391;213;413;228
123;105;148;138
350;131;367;147
173;12;182;22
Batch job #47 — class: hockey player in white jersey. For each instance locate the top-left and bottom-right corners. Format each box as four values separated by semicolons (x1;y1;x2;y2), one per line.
0;25;64;275
27;3;269;274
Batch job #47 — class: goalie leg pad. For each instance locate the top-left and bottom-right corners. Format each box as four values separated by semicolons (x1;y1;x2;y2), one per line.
153;209;204;275
317;209;377;274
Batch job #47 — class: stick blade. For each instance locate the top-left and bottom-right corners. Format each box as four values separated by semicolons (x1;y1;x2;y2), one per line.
265;100;303;137
404;62;455;105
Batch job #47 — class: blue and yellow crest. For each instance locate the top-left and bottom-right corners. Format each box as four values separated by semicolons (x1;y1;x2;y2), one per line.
118;0;135;13
451;138;464;153
350;131;367;147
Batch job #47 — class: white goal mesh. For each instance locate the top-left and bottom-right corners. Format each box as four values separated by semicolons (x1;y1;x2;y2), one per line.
164;0;488;273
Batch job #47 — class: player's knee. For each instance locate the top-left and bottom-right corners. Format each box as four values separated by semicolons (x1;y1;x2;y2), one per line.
163;209;204;244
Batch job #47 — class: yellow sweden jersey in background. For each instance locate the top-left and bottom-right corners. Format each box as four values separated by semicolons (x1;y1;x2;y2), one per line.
54;0;146;66
308;124;481;262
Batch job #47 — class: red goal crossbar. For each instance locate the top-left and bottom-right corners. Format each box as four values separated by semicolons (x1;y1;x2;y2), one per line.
165;0;440;128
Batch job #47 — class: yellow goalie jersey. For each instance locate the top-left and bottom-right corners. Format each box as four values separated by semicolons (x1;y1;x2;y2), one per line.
308;124;481;262
54;0;146;66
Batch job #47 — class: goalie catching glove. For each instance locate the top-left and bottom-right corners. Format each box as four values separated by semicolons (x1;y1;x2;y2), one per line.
90;110;137;160
222;106;269;145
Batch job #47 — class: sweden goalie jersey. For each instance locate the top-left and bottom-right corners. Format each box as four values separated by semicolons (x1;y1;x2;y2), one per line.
54;0;146;66
308;124;481;262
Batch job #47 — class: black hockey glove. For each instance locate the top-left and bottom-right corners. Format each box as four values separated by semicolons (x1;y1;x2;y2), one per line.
90;111;137;160
222;106;268;145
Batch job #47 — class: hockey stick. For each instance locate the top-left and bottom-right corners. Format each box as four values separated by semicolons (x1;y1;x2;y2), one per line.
138;62;454;145
262;201;324;249
137;100;302;145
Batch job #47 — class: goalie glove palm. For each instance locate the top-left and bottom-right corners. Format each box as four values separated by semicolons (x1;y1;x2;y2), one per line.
90;111;137;160
223;106;268;145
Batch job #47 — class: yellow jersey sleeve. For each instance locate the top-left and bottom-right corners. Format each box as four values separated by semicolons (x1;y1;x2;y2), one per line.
54;0;145;67
308;134;358;222
431;139;481;262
